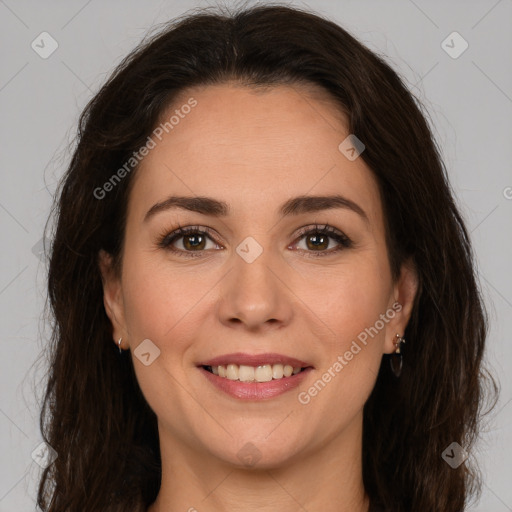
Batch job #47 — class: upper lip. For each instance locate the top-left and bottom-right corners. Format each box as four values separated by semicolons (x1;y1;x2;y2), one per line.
198;352;313;368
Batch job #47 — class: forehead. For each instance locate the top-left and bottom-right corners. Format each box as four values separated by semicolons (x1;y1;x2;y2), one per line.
128;83;382;228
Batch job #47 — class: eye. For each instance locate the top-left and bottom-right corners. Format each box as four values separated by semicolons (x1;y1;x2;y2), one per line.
291;224;352;257
157;225;221;257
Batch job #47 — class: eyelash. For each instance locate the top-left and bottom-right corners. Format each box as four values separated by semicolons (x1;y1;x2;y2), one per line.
157;223;353;259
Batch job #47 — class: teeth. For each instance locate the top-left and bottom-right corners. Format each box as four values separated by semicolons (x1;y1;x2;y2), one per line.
226;364;239;380
272;364;284;379
206;363;303;382
239;365;254;382
254;365;273;382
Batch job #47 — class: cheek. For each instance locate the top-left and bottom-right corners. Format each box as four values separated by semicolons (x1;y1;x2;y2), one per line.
120;249;201;347
120;251;207;416
310;255;391;336
309;257;391;388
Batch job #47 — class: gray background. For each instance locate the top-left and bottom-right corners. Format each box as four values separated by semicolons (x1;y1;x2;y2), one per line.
0;0;511;510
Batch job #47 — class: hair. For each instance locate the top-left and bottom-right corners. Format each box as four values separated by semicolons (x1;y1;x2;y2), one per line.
37;3;498;511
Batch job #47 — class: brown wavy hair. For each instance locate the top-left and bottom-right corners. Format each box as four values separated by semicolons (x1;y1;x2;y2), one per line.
37;3;498;511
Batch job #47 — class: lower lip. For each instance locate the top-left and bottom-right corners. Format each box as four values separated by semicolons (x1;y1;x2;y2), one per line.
199;366;313;400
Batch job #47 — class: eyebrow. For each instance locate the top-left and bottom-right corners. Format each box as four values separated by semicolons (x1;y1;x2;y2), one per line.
144;194;369;224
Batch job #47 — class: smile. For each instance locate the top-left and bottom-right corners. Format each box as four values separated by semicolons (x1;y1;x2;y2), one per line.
203;363;306;382
197;352;314;399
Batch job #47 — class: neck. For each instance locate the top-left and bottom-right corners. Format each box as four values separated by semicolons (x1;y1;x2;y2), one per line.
148;412;369;512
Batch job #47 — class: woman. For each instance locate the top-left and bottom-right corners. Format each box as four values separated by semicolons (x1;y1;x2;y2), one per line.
37;4;498;511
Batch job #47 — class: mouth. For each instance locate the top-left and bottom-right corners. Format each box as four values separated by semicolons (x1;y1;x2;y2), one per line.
201;363;311;383
196;352;314;384
197;352;314;399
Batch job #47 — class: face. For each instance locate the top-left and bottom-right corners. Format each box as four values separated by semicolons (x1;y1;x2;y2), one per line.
100;83;417;469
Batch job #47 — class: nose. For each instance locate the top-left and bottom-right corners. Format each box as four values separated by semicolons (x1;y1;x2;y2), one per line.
216;244;294;332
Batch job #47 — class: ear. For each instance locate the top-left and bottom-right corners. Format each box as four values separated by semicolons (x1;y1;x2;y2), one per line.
384;257;419;354
98;249;127;350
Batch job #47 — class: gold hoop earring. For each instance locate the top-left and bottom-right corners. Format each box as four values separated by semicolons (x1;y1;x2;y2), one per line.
390;333;405;377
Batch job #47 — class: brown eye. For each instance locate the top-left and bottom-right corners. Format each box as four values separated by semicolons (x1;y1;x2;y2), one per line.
158;226;221;257
181;232;207;251
293;224;352;257
304;232;330;251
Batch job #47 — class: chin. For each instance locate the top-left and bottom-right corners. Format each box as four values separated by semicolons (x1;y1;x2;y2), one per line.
206;435;305;470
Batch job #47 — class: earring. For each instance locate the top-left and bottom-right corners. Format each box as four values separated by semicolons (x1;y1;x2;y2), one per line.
390;333;405;377
118;337;123;354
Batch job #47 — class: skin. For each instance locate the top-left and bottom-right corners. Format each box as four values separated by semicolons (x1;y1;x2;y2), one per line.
100;83;418;512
